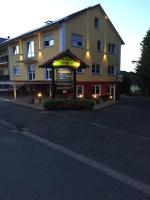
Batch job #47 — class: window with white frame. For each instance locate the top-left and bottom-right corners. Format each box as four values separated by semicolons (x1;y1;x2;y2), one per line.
12;45;19;55
13;66;20;75
43;34;54;47
28;65;35;80
27;41;35;58
76;68;84;74
94;17;100;29
77;85;84;97
108;43;116;54
108;84;114;95
97;40;101;51
108;65;116;75
44;68;52;80
92;64;101;74
71;33;83;47
92;85;101;96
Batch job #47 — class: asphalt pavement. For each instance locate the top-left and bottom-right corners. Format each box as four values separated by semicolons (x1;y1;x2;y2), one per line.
0;95;150;199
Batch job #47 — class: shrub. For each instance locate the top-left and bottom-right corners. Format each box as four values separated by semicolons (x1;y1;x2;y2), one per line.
43;98;95;110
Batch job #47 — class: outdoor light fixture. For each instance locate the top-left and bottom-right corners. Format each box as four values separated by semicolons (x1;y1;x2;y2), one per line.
78;94;83;98
92;94;97;98
109;95;113;100
37;92;42;103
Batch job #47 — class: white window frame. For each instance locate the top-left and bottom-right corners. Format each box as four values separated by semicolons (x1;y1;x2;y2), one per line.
28;65;35;80
92;85;101;96
92;64;101;74
12;45;19;55
27;41;35;58
71;33;83;48
108;84;114;95
108;43;116;54
108;65;116;75
43;34;54;48
13;66;20;76
76;85;84;97
44;68;52;80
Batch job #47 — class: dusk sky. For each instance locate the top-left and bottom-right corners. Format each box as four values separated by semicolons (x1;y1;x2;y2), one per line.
1;0;150;72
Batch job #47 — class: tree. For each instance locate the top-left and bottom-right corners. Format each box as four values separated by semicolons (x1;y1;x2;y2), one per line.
136;28;150;96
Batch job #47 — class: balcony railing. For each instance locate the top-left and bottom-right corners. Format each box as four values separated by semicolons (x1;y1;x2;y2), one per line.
0;75;10;81
0;55;8;64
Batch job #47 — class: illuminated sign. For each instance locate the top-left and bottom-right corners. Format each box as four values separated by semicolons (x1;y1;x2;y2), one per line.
56;68;73;81
52;56;80;68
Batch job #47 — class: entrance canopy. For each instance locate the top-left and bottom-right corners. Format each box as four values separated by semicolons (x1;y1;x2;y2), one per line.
39;49;89;69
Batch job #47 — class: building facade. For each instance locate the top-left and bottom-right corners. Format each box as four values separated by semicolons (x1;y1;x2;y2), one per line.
0;4;124;99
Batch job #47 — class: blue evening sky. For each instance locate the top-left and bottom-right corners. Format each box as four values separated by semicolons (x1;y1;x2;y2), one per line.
1;0;150;71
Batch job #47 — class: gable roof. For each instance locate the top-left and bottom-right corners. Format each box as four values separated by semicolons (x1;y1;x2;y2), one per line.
1;4;124;45
39;49;89;69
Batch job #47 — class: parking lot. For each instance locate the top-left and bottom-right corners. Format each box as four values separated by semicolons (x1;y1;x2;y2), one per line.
0;95;150;199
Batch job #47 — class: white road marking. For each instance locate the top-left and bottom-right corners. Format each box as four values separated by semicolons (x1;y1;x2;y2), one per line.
10;129;19;133
20;130;150;196
0;98;13;102
90;122;150;141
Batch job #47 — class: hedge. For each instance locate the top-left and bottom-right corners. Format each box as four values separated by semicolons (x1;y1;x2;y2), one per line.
43;99;95;110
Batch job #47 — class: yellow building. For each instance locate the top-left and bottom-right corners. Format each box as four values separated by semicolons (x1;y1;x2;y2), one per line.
0;4;124;99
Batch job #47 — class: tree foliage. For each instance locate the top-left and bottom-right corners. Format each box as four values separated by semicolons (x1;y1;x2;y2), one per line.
136;28;150;96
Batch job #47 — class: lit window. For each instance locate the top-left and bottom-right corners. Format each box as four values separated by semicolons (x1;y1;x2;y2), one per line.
44;68;52;80
13;66;20;75
27;41;35;58
43;34;54;47
92;85;101;95
77;85;84;97
108;43;116;54
92;64;101;74
97;40;101;51
76;68;84;74
71;33;83;47
12;45;19;55
94;17;100;29
28;65;35;80
108;65;116;75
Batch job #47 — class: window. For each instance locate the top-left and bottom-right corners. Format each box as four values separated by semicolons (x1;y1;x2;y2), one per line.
27;41;35;58
92;85;101;95
108;84;114;95
13;66;20;75
71;33;83;47
43;34;54;47
76;68;84;74
108;43;116;54
0;69;4;76
28;65;35;80
92;64;101;74
108;65;116;75
94;17;99;29
12;45;19;55
77;85;84;97
97;40;101;51
44;68;52;80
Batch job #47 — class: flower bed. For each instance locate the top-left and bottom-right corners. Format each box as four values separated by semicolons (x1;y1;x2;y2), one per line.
43;99;95;110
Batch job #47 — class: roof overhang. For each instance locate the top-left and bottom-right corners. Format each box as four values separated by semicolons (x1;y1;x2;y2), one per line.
39;49;90;69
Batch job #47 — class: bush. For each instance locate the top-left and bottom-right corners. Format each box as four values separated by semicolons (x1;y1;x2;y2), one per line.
43;98;95;110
